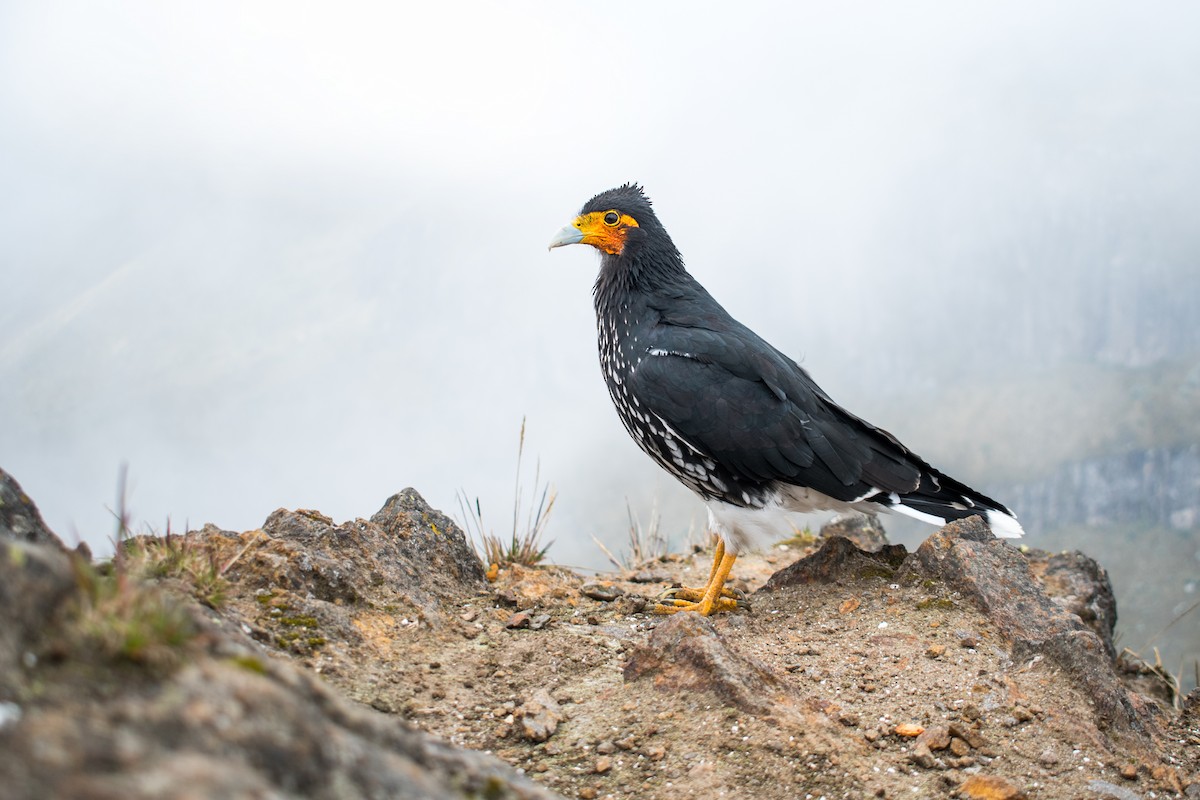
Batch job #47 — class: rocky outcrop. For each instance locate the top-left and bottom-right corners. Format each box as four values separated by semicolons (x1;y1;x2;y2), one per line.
0;468;66;550
0;486;559;800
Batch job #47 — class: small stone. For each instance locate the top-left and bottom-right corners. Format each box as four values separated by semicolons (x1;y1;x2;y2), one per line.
838;712;860;727
959;774;1023;800
631;571;670;583
949;737;971;757
961;704;982;721
1012;705;1034;722
948;723;987;749
894;723;924;737
864;729;881;743
926;644;947;659
529;614;551;630
615;737;636;750
594;756;612;774
959;634;979;649
506;611;532;629
596;740;616;755
581;583;624;601
1120;764;1138;780
1037;748;1059;767
645;745;666;760
908;742;939;769
917;724;951;751
579;788;598;800
514;689;564;742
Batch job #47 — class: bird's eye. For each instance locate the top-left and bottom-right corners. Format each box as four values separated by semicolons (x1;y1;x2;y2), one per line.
603;211;620;226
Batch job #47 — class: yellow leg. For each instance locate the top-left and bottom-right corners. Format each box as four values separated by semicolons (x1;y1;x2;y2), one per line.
654;544;740;616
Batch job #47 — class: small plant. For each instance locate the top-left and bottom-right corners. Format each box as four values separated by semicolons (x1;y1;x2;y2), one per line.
458;418;556;567
594;498;670;572
71;556;195;670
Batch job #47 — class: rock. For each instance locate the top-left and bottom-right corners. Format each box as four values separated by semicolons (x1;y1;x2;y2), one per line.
514;689;564;743
593;756;612;774
581;583;624;602
0;539;559;799
908;741;939;769
1022;547;1118;658
894;723;924;737
1119;764;1138;780
918;724;951;751
0;538;81;698
624;613;786;714
819;512;890;553
1087;780;1142;800
903;517;1143;734
959;774;1025;799
0;468;67;550
235;489;487;624
507;611;533;629
761;535;908;590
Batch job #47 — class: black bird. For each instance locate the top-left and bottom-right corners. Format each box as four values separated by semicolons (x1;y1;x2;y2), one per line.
550;184;1023;615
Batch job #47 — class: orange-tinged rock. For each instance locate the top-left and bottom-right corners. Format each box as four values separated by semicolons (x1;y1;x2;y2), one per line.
894;723;924;737
960;775;1024;800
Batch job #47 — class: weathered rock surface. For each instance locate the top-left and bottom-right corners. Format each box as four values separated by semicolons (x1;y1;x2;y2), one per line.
625;612;787;714
818;511;890;552
2;472;1197;799
0;468;66;549
0;486;560;800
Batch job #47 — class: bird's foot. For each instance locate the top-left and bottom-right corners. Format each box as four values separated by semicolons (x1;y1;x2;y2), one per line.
651;585;747;615
651;596;741;616
657;584;742;604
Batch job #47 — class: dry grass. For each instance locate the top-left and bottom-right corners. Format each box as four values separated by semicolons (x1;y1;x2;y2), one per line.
458;418;555;567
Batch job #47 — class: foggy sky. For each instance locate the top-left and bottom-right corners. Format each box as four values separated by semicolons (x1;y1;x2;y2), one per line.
3;1;1199;568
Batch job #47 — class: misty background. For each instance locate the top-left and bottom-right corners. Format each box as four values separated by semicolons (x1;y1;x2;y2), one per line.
3;3;1198;680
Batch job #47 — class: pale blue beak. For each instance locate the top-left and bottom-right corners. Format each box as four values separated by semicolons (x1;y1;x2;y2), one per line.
548;224;584;251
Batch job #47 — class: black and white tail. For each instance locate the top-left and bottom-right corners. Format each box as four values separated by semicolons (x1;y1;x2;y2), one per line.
875;469;1024;538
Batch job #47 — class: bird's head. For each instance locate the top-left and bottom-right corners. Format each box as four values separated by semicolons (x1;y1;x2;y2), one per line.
548;183;661;258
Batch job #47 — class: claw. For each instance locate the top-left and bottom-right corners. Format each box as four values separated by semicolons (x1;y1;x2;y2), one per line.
651;595;741;616
657;585;742;604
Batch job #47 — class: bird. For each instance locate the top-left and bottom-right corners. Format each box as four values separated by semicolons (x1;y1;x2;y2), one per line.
549;183;1024;616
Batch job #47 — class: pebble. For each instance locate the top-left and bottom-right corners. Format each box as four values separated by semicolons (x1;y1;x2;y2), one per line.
596;741;616;755
579;788;598;800
959;774;1022;800
894;723;924;738
594;756;612;774
1119;764;1138;780
926;644;947;659
959;634;979;648
581;583;624;602
917;724;951;751
505;611;532;629
645;745;666;760
1037;748;1059;767
949;737;971;757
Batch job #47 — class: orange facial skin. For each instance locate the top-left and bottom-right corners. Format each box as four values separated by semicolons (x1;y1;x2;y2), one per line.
570;210;640;255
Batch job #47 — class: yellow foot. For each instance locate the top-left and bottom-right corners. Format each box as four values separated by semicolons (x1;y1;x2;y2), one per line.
651;596;741;615
657;584;743;604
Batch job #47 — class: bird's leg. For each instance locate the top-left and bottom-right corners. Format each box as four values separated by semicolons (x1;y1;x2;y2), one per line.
657;551;739;618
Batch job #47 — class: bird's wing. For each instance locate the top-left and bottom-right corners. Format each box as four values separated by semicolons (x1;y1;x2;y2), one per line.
628;321;923;502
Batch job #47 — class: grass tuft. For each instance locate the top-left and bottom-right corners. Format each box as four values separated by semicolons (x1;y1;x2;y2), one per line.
458;418;556;567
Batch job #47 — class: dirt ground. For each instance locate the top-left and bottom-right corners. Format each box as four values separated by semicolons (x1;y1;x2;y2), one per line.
212;526;1199;800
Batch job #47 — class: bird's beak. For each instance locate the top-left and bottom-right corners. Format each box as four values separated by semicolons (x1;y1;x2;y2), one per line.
548;223;585;251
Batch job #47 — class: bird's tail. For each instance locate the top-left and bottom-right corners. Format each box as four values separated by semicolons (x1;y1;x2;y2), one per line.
882;471;1024;538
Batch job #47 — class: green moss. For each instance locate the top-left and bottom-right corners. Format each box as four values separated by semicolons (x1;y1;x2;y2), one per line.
279;615;318;628
858;566;895;580
228;655;267;674
306;637;327;648
916;597;957;610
